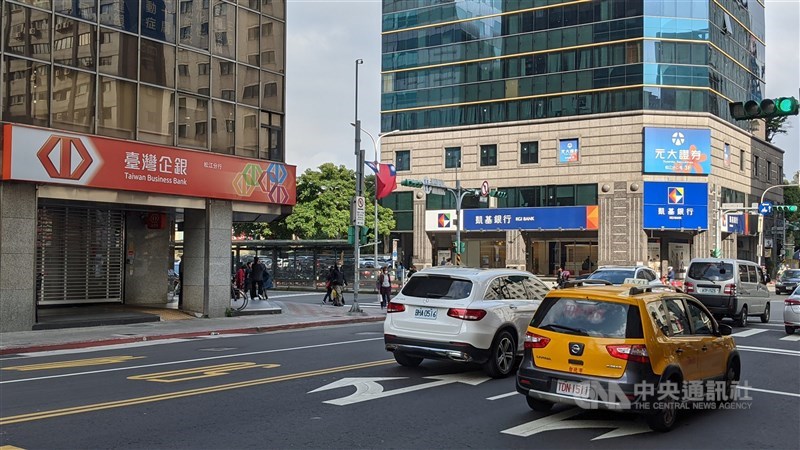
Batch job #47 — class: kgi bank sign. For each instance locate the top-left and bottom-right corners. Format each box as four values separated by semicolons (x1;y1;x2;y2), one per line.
643;127;711;175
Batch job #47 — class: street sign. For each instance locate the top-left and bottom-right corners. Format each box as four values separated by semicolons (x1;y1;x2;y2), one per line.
480;180;490;197
354;196;365;226
759;201;773;215
721;203;744;209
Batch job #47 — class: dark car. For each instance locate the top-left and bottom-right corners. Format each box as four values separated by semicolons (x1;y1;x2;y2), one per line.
776;269;800;295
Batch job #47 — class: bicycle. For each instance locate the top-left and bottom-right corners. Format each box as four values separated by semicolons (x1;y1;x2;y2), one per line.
231;282;248;311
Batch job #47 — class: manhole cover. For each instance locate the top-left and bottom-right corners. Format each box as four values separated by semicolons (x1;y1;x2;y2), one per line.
198;347;237;352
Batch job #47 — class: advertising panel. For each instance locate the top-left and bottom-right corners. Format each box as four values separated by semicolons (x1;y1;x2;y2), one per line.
558;138;580;163
643;181;708;230
425;210;458;232
1;124;296;205
462;205;598;231
643;127;711;175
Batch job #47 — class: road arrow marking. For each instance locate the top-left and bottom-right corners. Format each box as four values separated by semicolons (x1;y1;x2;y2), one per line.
501;408;651;440
308;373;490;406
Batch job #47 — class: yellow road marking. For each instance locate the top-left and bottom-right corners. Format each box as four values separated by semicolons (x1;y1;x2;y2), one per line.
2;356;145;371
127;362;280;383
1;446;26;450
0;359;394;425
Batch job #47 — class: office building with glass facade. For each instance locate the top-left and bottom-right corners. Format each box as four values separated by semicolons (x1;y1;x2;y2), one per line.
0;0;292;331
379;0;785;278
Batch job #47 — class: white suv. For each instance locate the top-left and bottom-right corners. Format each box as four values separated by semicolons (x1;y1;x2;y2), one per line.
383;267;550;378
584;265;661;285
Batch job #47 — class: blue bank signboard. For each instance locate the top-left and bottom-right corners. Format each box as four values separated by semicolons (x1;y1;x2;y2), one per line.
463;206;598;231
558;139;580;163
643;181;708;230
643;127;712;175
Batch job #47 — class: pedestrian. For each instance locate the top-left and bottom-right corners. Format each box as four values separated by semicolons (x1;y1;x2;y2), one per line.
582;256;594;273
235;263;246;298
440;257;446;266
445;257;453;266
408;265;417;276
250;256;267;300
178;256;184;308
322;266;334;304
331;264;347;306
667;266;675;282
555;266;563;288
378;266;392;309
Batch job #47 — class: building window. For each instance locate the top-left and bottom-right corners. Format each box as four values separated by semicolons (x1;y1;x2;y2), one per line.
480;144;497;166
753;155;759;178
395;150;410;171
178;64;189;76
520;141;538;164
779;165;783;181
740;149;745;171
445;147;461;168
767;161;772;181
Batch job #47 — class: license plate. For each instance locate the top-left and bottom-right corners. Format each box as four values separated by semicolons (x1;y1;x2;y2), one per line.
556;380;591;399
414;307;438;320
697;287;718;294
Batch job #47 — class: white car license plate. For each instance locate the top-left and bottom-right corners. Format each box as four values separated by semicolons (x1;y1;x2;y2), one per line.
414;307;438;320
697;287;718;294
556;380;591;399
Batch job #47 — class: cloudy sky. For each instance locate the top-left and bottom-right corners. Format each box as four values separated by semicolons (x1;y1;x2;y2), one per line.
285;0;800;178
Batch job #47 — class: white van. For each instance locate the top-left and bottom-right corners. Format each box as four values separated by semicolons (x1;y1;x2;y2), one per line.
684;258;770;327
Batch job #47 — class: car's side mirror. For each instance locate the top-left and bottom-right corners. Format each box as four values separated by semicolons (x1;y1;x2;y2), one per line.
717;324;732;336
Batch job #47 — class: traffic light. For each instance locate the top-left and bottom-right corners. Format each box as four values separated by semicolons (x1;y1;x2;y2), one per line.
488;189;507;198
773;205;798;212
710;248;722;258
347;226;370;245
400;179;423;188
729;97;800;120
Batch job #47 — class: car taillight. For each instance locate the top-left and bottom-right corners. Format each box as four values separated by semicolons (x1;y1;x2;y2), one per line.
387;302;405;313
447;308;487;321
684;281;694;293
724;284;736;295
606;344;650;363
524;331;551;349
786;298;800;306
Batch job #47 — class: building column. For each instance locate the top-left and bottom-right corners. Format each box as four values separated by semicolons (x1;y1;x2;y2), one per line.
183;200;232;317
124;212;170;306
0;182;37;331
412;191;432;268
505;230;526;270
599;181;647;266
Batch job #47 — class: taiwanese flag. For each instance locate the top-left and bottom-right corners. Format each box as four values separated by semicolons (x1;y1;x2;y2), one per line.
364;161;397;199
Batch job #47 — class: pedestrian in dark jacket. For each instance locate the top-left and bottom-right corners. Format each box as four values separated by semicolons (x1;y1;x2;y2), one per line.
331;264;347;306
250;257;267;299
322;266;335;304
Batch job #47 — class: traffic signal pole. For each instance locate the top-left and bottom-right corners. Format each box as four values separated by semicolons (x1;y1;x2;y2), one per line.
757;183;797;267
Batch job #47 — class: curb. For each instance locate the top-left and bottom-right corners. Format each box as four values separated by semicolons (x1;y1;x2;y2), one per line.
0;316;385;355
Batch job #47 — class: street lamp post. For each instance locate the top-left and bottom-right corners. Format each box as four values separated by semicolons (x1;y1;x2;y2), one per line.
351;58;364;314
357;127;400;271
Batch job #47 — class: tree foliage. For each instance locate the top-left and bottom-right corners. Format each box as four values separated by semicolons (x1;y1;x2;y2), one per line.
765;116;790;143
783;173;800;245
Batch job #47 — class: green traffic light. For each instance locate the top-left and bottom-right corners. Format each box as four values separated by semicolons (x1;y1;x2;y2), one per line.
776;97;799;114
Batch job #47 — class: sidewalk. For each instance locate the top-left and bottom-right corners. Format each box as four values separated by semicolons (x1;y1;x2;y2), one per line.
0;297;386;356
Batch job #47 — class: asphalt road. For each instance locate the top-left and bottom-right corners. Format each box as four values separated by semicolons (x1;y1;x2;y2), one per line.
0;294;797;449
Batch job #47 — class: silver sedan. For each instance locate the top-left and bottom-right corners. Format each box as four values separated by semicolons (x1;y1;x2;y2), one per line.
785;286;800;335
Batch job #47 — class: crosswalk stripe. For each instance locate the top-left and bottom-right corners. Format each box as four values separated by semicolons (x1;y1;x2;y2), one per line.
779;334;800;341
731;329;770;337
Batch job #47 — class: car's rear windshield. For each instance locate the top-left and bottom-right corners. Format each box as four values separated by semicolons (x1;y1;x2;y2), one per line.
531;297;643;339
400;275;473;300
782;270;800;279
586;270;634;285
688;262;734;281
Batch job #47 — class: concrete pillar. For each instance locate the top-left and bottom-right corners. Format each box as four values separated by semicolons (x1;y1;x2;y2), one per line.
124;212;170;306
0;182;37;331
183;200;231;318
505;230;526;270
599;181;646;266
412;191;433;268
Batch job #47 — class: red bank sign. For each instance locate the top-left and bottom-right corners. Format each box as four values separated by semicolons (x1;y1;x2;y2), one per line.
1;125;296;205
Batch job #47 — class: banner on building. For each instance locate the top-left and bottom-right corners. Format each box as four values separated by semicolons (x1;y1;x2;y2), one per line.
643;127;711;175
425;210;458;232
558;138;580;163
643;181;708;230
1;124;296;205
462;205;598;231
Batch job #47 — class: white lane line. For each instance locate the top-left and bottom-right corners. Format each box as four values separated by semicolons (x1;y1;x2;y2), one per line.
488;391;519;401
0;337;383;384
735;345;800;356
731;329;769;337
739;386;800;398
779;334;800;341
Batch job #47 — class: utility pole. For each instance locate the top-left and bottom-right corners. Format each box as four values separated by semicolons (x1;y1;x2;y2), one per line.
350;58;364;314
757;183;796;266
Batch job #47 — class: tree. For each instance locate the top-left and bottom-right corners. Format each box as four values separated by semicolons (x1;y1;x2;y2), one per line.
783;176;800;247
283;163;395;240
765;116;790;143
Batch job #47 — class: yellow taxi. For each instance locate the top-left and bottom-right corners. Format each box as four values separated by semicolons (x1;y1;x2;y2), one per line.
515;281;739;432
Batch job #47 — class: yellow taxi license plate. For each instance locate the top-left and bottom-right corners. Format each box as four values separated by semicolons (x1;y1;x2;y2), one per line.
556;380;591;398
